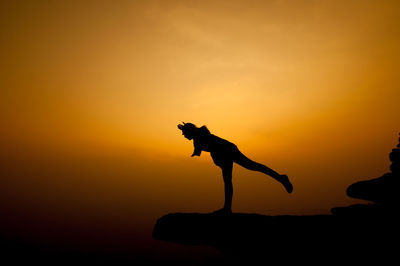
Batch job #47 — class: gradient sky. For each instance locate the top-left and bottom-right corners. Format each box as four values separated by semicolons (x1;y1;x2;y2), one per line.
1;0;400;250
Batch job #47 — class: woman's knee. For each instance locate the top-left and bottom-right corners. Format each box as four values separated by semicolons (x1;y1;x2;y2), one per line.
223;177;233;187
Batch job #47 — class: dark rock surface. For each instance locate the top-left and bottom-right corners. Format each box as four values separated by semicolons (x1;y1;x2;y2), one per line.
346;133;400;205
154;212;332;251
153;211;397;262
346;173;399;205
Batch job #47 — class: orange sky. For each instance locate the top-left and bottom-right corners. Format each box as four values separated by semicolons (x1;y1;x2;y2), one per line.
1;0;400;238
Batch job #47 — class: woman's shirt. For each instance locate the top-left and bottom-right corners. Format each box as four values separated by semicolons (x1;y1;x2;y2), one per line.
192;128;236;157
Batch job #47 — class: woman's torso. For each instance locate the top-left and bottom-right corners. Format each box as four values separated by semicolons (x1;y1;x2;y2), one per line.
195;133;239;166
195;134;234;151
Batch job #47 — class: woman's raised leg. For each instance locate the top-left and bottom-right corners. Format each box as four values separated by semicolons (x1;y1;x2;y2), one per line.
234;149;293;193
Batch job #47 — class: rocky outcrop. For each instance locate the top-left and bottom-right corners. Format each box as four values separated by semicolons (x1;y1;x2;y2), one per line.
153;212;334;251
347;133;399;204
152;211;396;262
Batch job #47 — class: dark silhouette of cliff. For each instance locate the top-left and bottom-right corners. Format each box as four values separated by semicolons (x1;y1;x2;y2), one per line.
333;132;400;213
153;211;396;262
344;133;400;205
153;133;400;263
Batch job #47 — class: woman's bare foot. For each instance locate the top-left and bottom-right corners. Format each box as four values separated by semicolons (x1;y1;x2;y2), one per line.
280;174;293;193
212;208;232;215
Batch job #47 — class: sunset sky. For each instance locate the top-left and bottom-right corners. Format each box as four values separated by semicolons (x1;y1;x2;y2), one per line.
1;0;400;254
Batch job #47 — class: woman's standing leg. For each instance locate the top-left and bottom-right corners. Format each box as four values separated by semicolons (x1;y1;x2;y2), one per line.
221;162;234;212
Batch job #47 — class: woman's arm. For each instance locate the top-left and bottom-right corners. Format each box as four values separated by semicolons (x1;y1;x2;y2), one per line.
191;139;202;157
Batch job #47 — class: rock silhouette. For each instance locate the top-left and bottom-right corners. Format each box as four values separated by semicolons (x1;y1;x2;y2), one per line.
338;132;400;209
153;133;400;263
153;211;396;262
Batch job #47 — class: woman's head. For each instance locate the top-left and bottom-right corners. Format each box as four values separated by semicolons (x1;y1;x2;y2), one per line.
177;122;197;140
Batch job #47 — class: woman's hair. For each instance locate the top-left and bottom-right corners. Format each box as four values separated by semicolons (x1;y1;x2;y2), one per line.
178;122;210;136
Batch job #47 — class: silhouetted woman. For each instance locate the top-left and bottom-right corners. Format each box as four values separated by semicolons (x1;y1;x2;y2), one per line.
178;122;293;214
